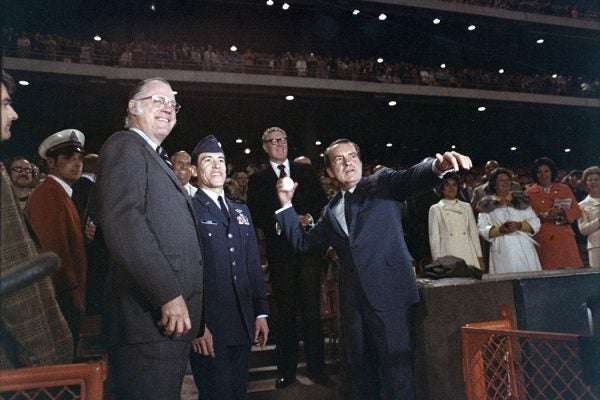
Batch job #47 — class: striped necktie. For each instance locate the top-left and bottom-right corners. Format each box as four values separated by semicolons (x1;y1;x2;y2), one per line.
156;146;172;167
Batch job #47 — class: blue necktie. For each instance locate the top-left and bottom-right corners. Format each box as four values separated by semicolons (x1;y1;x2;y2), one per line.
344;192;352;231
218;196;230;225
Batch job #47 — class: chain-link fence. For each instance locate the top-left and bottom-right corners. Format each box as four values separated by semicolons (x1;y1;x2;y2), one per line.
463;306;598;400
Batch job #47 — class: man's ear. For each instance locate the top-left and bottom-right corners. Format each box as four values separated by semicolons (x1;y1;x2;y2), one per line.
262;143;268;154
326;167;335;179
128;100;137;116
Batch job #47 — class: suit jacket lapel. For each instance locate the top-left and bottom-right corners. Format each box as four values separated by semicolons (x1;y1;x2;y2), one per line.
128;131;184;193
345;179;366;234
327;191;347;238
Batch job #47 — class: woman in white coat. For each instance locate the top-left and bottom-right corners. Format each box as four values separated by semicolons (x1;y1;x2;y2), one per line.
477;168;542;274
578;166;600;267
428;174;485;269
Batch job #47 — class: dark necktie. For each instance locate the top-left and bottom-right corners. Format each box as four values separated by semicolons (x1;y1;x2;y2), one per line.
344;191;352;231
156;146;172;167
218;196;230;225
278;164;287;178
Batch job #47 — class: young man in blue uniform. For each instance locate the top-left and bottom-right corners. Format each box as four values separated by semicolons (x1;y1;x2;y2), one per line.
190;135;270;400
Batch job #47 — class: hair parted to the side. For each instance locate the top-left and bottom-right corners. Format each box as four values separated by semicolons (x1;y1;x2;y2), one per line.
262;127;286;142
323;139;361;169
124;77;172;128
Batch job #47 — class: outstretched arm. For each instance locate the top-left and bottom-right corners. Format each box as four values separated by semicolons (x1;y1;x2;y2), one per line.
434;151;473;172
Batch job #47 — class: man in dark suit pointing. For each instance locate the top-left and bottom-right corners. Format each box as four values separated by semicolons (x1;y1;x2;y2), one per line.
97;77;203;400
275;139;472;399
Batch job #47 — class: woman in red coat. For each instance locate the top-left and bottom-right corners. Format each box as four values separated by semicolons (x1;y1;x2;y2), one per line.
526;157;583;270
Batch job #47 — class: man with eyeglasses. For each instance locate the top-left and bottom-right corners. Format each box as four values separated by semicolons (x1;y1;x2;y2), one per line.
247;127;330;389
8;156;34;208
1;70;74;369
96;77;203;400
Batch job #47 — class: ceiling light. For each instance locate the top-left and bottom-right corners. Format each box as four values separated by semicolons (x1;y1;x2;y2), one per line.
552;74;558;79
377;58;384;63
510;146;517;151
352;9;360;15
564;148;571;153
378;13;387;21
282;2;290;10
93;35;102;42
150;4;156;11
320;153;324;157
235;138;243;144
451;145;456;149
230;45;237;52
266;0;274;5
18;80;29;86
386;143;393;148
477;106;486;112
468;25;476;31
244;148;251;154
536;38;544;44
315;140;322;146
388;100;397;106
499;68;504;74
440;63;446;69
433;18;441;24
285;95;294;101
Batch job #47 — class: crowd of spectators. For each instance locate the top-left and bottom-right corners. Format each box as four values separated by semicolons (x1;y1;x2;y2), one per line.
3;28;599;98
443;0;599;20
7;145;598;276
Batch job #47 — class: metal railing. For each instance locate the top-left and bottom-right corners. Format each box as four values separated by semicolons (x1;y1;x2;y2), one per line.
4;47;597;99
0;356;106;400
462;305;598;400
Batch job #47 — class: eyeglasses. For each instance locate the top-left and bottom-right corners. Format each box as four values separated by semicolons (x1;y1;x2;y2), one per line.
135;95;181;113
11;167;33;174
263;137;288;146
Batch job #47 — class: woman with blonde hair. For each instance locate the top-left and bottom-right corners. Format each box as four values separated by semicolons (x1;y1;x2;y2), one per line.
578;166;600;267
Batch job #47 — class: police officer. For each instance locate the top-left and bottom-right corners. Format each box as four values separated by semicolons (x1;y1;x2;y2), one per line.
189;135;269;400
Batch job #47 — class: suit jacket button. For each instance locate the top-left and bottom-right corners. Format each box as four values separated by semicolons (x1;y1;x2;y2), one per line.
227;233;233;238
233;275;237;280
230;247;235;253
232;261;236;266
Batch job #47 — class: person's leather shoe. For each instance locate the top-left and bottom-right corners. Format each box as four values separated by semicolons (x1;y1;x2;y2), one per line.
275;376;297;389
308;373;334;387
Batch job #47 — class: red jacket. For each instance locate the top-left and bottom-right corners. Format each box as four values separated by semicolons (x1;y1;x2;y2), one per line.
25;177;87;306
526;183;583;269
